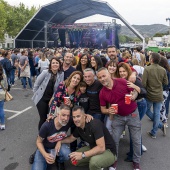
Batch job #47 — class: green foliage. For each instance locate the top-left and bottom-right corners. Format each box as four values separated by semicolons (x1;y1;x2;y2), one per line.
118;35;134;43
0;0;38;40
153;32;169;37
0;0;7;40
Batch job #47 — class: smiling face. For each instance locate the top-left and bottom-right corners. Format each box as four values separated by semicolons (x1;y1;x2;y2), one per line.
69;74;81;88
83;71;95;86
97;69;111;88
90;57;97;68
50;59;60;72
80;55;88;65
119;67;128;79
72;109;85;128
58;109;70;126
108;63;117;74
64;52;73;65
107;47;117;60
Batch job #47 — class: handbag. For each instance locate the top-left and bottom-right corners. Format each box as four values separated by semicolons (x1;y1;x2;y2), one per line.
5;91;13;101
0;82;13;102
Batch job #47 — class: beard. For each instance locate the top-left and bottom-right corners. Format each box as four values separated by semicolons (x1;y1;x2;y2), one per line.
59;118;68;126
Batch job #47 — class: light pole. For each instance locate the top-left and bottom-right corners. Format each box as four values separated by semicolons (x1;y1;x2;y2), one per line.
166;18;170;35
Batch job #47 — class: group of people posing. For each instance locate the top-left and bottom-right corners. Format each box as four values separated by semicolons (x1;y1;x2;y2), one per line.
1;45;170;170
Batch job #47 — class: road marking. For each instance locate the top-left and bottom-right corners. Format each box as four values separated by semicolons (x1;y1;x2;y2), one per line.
4;109;18;113
11;88;23;90
7;106;33;120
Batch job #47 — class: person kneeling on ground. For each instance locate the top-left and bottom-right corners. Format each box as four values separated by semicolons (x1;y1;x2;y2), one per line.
31;104;93;170
55;106;117;170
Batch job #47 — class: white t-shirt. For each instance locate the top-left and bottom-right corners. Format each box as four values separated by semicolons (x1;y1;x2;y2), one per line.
38;59;50;73
133;65;144;75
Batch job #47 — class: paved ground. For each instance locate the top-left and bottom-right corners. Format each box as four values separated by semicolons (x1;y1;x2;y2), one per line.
0;79;170;170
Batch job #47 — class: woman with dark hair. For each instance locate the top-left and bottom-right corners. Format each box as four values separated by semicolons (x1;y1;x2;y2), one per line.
90;55;103;74
159;57;170;125
100;55;108;67
30;58;64;164
32;57;64;130
118;62;147;161
0;65;7;130
106;60;119;78
76;53;91;73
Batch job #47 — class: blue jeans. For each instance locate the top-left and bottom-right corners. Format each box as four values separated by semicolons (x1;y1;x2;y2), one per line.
128;98;147;160
31;144;71;170
10;69;15;85
91;113;105;122
0;100;5;124
21;77;32;89
146;99;163;136
35;68;40;77
165;90;170;117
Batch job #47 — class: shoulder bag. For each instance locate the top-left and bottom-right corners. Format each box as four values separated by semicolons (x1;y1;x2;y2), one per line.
0;82;13;102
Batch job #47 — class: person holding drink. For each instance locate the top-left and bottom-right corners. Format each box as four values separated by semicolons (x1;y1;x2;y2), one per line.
55;106;117;170
49;71;83;152
118;62;147;162
31;105;71;170
97;67;142;170
49;71;83;115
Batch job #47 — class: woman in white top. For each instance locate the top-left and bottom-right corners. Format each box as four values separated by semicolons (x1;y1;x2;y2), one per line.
38;53;50;73
132;58;144;76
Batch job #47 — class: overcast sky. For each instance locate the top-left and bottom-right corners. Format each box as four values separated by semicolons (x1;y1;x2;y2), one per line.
5;0;170;26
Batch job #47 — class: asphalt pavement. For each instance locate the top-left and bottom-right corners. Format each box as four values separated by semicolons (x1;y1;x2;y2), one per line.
0;79;170;170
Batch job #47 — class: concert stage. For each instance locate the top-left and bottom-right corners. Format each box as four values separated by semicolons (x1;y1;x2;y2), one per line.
47;22;120;49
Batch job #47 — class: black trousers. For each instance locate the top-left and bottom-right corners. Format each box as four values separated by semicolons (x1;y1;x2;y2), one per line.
36;98;50;130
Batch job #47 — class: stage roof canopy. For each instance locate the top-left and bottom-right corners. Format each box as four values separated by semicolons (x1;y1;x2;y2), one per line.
15;0;145;47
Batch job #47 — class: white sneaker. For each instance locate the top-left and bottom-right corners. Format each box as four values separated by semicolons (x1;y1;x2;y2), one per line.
109;167;116;170
1;125;5;130
142;145;147;152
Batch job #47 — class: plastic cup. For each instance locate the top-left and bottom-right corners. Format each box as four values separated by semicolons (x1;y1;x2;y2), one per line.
50;149;57;159
64;97;69;104
111;104;118;114
125;94;132;104
72;160;78;165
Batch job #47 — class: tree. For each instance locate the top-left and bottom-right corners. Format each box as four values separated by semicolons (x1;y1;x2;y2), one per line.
119;35;126;43
0;0;7;40
6;3;37;37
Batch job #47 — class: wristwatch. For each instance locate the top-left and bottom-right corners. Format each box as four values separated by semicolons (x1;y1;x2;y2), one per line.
82;152;86;159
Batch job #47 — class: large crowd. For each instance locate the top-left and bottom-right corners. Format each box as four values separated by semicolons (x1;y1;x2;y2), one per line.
0;46;170;170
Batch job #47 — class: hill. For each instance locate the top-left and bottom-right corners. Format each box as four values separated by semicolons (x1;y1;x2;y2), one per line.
119;24;169;37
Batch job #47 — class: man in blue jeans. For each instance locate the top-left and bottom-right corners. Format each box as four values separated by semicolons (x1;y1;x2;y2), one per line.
32;104;93;170
31;104;71;170
142;52;168;138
